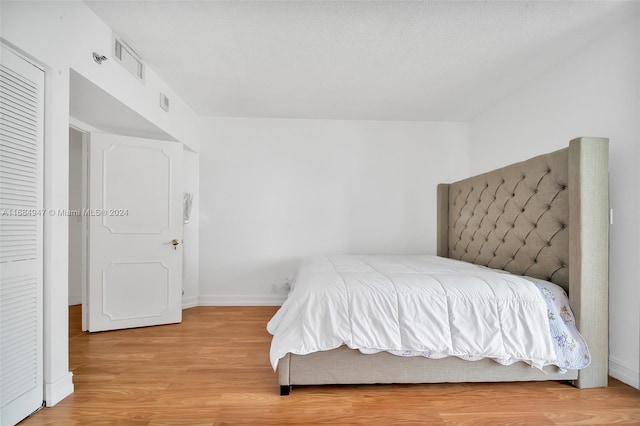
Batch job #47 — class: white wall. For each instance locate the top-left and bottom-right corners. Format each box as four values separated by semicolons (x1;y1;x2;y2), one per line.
68;129;83;305
1;1;202;405
199;118;468;304
469;15;640;389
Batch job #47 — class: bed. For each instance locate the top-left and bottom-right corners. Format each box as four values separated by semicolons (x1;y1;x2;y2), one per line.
269;137;609;395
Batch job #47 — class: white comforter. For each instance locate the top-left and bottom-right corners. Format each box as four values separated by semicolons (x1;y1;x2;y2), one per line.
267;255;557;370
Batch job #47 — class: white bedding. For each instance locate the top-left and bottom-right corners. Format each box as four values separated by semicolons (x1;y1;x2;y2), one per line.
267;255;559;371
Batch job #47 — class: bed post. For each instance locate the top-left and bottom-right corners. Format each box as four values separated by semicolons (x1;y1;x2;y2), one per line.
568;137;609;389
277;353;291;395
437;184;450;257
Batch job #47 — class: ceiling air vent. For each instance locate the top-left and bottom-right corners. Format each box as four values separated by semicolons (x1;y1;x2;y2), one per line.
113;36;144;81
160;93;170;112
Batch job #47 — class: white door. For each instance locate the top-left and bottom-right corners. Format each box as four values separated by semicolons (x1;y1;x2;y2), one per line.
0;46;44;425
87;133;183;332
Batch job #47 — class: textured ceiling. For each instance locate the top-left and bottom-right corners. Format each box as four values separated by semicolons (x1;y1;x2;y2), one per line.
84;1;637;121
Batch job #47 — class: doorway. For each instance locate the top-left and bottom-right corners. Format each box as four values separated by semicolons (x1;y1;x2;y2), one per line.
68;126;84;312
66;125;185;332
68;70;183;330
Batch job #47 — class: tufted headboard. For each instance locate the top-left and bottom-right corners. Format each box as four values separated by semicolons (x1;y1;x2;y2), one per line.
437;137;609;389
443;147;570;290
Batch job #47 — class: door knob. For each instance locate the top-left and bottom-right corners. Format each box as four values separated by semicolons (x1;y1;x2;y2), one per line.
171;239;181;250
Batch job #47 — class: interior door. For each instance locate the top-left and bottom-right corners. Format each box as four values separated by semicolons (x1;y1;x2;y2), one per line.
0;46;44;425
87;133;183;332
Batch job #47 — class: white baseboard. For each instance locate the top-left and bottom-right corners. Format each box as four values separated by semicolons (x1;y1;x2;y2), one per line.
609;356;639;389
45;371;74;407
182;295;199;309
198;294;286;306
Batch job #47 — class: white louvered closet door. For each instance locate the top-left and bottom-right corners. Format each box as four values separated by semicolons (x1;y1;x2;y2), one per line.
0;46;44;425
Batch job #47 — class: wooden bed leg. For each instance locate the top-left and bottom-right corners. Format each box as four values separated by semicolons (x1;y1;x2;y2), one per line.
280;385;291;396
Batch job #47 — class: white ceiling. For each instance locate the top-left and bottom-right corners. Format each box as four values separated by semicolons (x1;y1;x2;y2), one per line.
84;1;638;121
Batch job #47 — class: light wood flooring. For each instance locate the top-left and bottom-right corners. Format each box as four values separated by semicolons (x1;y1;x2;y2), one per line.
22;305;640;425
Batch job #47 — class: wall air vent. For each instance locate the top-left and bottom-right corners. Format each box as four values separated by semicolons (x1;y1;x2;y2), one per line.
113;36;144;81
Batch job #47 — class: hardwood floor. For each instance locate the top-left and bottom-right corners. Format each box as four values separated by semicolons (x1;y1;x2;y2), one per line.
22;305;639;425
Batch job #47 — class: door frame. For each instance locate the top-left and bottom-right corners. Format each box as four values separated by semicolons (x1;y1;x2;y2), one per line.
68;117;95;331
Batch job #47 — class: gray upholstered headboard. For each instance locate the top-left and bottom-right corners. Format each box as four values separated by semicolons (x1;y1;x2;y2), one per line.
442;147;570;290
437;137;609;389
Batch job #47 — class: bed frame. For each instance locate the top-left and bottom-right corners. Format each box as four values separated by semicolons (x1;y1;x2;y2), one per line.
277;137;609;395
